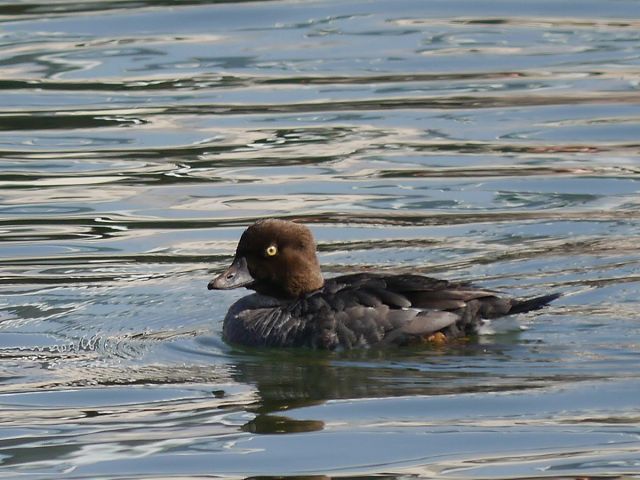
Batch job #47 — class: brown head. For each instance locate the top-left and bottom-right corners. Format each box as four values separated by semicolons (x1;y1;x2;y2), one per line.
208;219;324;299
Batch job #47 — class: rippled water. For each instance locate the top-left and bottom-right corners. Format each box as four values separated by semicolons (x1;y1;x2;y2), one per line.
1;0;640;478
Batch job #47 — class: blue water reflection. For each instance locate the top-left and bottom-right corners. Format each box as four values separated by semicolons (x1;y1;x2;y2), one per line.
1;0;639;478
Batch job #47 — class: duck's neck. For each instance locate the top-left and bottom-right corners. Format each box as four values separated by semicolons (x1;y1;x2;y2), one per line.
287;268;324;297
258;259;324;299
252;272;324;299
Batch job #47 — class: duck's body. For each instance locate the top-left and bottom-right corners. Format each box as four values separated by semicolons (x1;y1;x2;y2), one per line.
209;219;559;349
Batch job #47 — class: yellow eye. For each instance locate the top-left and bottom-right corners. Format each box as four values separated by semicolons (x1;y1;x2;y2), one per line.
265;245;278;257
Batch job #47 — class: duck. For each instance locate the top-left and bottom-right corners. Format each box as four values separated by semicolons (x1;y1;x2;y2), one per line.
208;218;559;349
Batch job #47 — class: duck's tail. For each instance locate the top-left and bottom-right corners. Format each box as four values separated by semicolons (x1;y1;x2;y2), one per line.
509;292;561;315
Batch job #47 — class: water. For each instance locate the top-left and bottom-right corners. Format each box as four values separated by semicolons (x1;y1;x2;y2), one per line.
1;0;639;478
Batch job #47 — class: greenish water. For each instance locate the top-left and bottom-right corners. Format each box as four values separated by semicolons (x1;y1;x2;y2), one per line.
1;0;639;478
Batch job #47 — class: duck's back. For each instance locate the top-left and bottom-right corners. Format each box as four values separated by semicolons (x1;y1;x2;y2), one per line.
221;273;558;349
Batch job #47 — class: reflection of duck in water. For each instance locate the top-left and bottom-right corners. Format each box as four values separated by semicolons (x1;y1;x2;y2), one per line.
228;338;533;434
209;219;559;349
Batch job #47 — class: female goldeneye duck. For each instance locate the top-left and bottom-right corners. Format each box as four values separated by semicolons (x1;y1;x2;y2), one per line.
208;218;560;349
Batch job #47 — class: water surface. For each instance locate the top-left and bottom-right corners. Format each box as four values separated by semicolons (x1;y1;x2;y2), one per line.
1;0;640;478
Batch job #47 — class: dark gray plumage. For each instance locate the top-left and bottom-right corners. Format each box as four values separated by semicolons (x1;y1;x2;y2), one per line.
209;219;560;349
